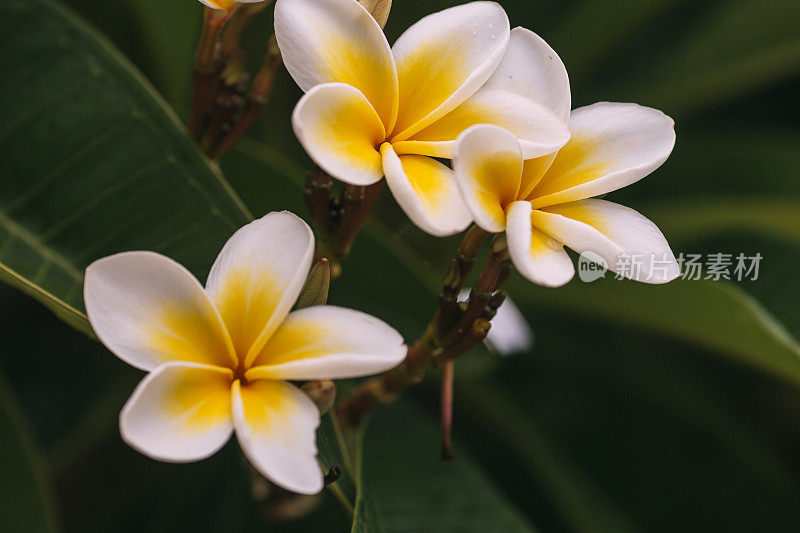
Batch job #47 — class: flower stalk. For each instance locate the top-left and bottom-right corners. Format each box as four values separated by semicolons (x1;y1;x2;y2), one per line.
189;7;238;138
190;3;282;158
303;167;384;274
336;226;511;428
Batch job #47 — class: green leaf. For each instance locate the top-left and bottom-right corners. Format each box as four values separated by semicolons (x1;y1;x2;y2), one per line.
644;195;800;248
0;370;59;532
453;315;800;530
0;0;251;333
601;0;800;115
513;278;800;387
547;0;691;84
123;0;200;115
360;399;537;532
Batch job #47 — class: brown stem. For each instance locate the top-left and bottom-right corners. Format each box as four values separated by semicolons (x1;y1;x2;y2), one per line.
333;181;384;259
211;36;282;158
304;167;333;237
438;225;490;333
440;360;454;461
189;7;237;138
336;331;435;428
440;240;510;348
335;226;509;429
220;2;271;60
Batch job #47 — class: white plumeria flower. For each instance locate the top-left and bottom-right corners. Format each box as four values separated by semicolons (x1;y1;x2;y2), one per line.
449;35;677;286
83;212;406;494
198;0;266;10
275;0;571;236
454;108;679;287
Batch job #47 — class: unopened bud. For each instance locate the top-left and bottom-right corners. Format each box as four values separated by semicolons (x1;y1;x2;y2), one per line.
296;258;330;309
442;259;460;289
491;234;508;254
359;0;392;28
302;380;336;414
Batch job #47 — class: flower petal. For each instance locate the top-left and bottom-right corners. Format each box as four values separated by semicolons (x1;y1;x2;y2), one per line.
246;306;406;381
483;27;571;122
396;88;570;159
232;380;322;495
506;201;574;287
84;252;236;371
381;144;472;236
389;1;510;141
292;82;385;186
198;0;236;10
274;0;398;129
533;199;679;283
453;124;522;233
205;212;314;367
529;102;676;208
120;362;233;462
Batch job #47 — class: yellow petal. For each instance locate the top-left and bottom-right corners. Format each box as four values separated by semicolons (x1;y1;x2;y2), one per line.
505;201;574;287
198;0;238;10
529;103;675;208
206;212;314;366
532;199;679;283
120;362;233;462
247;306;406;381
452;124;522;233
382;144;472;236
400;88;569;159
275;0;398;129
84;252;236;371
232;380;322;494
292;82;386;186
389;2;509;140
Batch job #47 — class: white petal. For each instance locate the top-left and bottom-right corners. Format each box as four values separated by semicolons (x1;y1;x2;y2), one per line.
389;1;510;140
84;252;236;371
232;380;323;495
533;199;680;283
292;83;385;186
381;144;472;236
483;295;534;355
274;0;398;129
506;201;575;287
398;88;570;159
247;305;406;381
205;212;314;366
483;27;571;122
452;124;522;233
529;102;676;208
120;362;233;462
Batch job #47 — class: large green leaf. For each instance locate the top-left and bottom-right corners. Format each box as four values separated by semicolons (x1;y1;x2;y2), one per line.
0;371;59;532
598;0;800;114
361;400;536;532
0;0;251;334
451;315;800;531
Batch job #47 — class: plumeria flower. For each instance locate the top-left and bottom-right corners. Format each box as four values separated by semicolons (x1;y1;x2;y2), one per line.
448;30;676;286
275;0;571;236
198;0;266;10
83;212;406;494
454;109;679;287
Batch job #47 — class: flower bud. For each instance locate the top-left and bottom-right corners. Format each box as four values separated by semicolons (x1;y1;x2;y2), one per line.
301;380;336;414
296;258;331;309
358;0;392;28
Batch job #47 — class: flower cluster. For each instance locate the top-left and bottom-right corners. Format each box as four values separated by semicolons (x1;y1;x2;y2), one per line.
277;0;678;285
87;0;680;497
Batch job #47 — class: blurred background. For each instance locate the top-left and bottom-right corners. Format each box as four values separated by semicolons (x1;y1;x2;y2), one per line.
2;0;800;530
